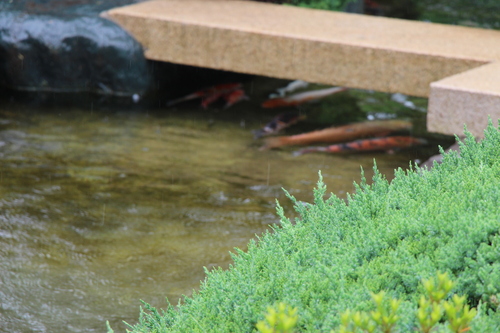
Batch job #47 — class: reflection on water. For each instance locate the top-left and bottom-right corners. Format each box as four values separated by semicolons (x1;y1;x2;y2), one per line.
0;87;432;332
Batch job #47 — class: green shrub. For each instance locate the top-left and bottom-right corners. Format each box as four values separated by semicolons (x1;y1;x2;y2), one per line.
118;120;500;332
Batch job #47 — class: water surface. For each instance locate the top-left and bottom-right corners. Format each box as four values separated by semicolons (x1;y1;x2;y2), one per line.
0;84;439;332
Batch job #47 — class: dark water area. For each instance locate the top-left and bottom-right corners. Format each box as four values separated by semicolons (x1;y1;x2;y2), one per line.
0;77;452;332
419;0;500;29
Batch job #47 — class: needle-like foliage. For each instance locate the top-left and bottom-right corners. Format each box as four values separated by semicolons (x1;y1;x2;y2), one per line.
118;120;500;332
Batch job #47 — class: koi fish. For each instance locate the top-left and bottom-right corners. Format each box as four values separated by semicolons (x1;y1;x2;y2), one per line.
199;87;247;109
252;111;306;139
200;91;226;109
261;119;412;150
293;136;427;156
223;89;249;109
269;80;310;98
166;83;242;107
262;86;347;108
199;88;248;109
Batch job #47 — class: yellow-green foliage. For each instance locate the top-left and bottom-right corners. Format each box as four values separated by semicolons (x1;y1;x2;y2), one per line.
417;272;455;332
119;121;500;332
259;273;478;333
256;302;298;333
335;291;401;333
334;272;477;333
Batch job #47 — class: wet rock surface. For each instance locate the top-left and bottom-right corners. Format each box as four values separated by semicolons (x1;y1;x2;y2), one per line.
419;142;461;169
0;0;150;97
0;0;146;16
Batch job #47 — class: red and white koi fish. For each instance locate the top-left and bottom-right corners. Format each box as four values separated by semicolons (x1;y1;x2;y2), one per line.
199;86;247;109
200;91;225;109
166;83;242;107
199;87;248;109
261;119;412;150
223;89;249;109
293;136;427;156
253;111;306;139
262;86;347;108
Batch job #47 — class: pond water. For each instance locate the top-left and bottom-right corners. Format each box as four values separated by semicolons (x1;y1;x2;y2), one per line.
0;78;448;332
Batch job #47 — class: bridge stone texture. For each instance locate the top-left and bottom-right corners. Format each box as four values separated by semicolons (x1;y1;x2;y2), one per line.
104;0;500;137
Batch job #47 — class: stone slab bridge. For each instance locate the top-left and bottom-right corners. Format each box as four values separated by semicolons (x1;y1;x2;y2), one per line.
103;0;500;137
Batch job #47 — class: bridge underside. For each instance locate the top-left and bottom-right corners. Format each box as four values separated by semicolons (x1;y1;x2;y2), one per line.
104;0;500;137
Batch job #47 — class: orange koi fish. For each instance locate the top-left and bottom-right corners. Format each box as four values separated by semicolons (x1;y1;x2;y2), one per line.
294;136;427;155
261;119;412;150
253;111;306;139
262;86;347;108
166;83;242;107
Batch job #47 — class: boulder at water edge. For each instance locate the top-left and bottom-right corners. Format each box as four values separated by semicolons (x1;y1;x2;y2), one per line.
0;0;150;98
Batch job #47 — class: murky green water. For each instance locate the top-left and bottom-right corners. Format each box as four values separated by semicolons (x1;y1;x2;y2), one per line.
0;80;444;332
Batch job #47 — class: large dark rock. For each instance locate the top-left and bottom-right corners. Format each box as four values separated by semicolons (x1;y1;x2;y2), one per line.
0;1;150;98
0;0;146;16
